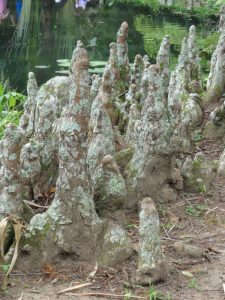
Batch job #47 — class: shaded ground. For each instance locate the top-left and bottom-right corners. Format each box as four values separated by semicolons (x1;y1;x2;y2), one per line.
1;109;225;300
1;186;225;299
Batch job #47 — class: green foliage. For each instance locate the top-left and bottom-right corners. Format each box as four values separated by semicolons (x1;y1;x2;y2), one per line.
123;289;133;299
1;265;10;273
114;0;222;18
125;223;138;229
185;204;206;217
193;132;204;142
173;0;221;18
113;0;161;12
187;277;201;291
149;285;164;300
0;81;26;139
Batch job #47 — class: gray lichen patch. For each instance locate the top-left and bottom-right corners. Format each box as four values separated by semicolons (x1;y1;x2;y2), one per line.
1;15;224;272
136;198;167;285
205;20;225;104
181;152;213;193
94;155;126;223
98;223;133;266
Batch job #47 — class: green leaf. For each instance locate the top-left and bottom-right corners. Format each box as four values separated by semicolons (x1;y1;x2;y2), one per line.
1;265;10;273
9;96;16;108
0;84;4;96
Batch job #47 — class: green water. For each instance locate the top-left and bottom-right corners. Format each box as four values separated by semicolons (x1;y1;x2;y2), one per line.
0;0;219;92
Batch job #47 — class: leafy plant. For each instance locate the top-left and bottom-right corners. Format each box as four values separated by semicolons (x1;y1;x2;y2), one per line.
1;265;10;273
193;132;204;142
0;81;26;139
124;288;133;299
149;284;164;300
188;277;201;291
185;204;206;217
125;223;138;229
165;294;173;300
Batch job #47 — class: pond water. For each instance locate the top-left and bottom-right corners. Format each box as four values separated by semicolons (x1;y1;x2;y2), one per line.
0;0;219;92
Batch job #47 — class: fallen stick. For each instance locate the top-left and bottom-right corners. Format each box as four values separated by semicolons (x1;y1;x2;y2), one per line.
65;292;146;299
57;282;92;295
168;224;176;234
23;200;50;209
205;206;218;215
17;292;24;300
87;262;98;279
162;223;169;238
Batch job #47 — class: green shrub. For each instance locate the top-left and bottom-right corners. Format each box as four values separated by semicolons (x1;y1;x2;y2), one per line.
0;81;26;139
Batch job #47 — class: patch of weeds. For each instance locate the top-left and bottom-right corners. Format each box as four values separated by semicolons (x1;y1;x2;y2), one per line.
149;284;164;300
211;159;219;171
188;277;201;291
1;265;10;273
193;132;204;143
163;223;173;230
185;204;207;217
157;204;166;216
123;289;132;299
0;79;26;139
125;223;138;230
165;293;173;300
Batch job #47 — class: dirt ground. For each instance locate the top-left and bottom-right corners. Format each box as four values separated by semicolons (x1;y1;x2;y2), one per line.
1;109;225;300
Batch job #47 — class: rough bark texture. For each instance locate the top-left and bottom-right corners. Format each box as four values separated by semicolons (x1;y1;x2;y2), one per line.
203;100;225;141
219;4;225;33
125;63;176;208
205;18;225;104
156;35;170;103
181;152;213;193
1;10;224;283
136;198;167;285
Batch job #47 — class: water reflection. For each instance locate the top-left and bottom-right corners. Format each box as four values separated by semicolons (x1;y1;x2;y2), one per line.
55;0;91;10
0;0;9;22
0;0;218;92
75;0;90;9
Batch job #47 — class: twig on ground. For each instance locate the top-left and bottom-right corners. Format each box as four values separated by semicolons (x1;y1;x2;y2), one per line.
205;206;225;216
11;272;46;276
168;224;176;234
87;262;98;279
17;292;24;300
122;268;129;282
23;200;50;209
27;290;41;294
157;280;172;289
57;282;92;295
205;206;218;215
65;292;146;299
117;90;128;98
174;201;186;207
162;223;169;238
161;237;178;241
98;265;117;272
189;219;194;232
